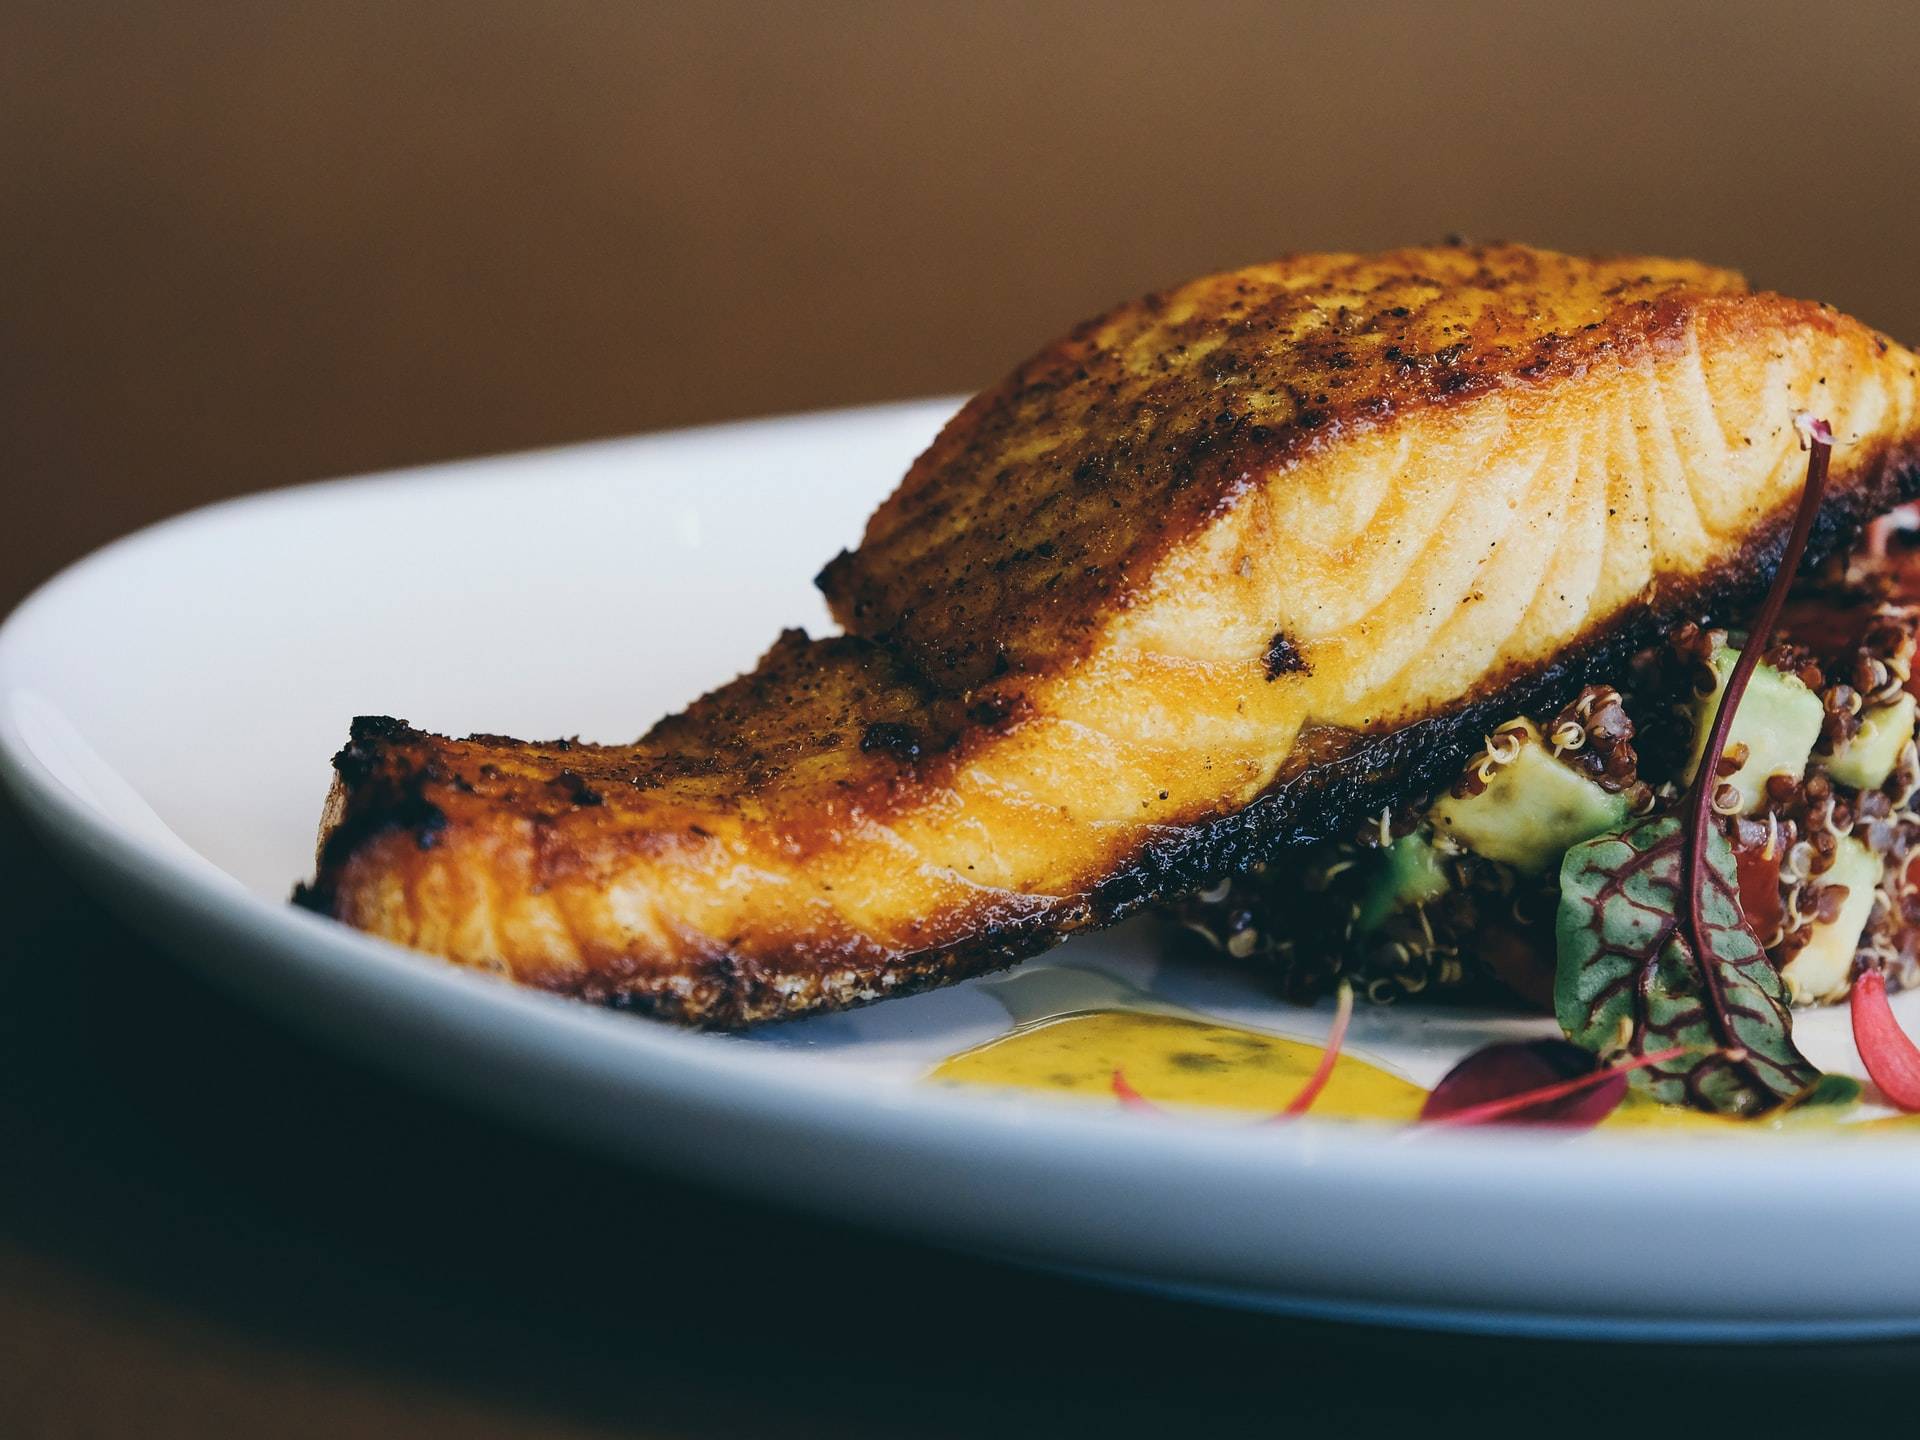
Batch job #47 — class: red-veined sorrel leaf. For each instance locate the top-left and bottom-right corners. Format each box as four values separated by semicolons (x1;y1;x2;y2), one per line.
1552;419;1834;1115
1851;969;1920;1112
1556;819;1818;1112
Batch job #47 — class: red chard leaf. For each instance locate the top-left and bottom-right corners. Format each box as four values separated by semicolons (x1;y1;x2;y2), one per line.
1556;819;1816;1112
1552;420;1835;1115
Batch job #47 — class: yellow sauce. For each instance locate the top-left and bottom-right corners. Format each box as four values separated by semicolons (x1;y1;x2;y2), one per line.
931;1009;1427;1122
1601;1092;1870;1133
930;1000;1880;1133
1602;1095;1762;1131
1847;1110;1920;1133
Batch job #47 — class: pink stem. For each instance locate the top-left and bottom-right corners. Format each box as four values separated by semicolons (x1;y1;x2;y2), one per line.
1677;424;1828;1084
1275;981;1354;1119
1851;970;1920;1112
1110;1068;1161;1112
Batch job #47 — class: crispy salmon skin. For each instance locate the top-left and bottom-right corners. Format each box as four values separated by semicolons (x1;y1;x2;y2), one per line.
299;245;1920;1026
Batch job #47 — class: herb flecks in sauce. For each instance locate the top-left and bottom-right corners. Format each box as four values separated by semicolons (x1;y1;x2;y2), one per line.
928;1007;1875;1131
932;1010;1426;1122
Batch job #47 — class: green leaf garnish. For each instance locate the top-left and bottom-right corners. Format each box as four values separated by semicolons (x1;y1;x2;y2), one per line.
1553;418;1836;1115
1783;1072;1865;1111
1557;817;1818;1112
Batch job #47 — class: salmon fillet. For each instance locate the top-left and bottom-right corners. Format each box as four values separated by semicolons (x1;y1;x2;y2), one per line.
297;244;1920;1026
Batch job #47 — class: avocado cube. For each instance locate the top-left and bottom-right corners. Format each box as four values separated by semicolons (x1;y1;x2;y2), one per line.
1684;647;1824;814
1828;692;1917;792
1779;836;1882;1005
1354;830;1454;934
1429;719;1631;874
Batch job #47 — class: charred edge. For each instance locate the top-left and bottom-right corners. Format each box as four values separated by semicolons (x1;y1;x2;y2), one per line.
348;713;414;742
335;714;419;784
584;921;1068;1030
859;721;923;761
1264;630;1310;680
968;695;1014;728
549;770;603;806
298;721;449;911
813;549;855;605
302;783;448;899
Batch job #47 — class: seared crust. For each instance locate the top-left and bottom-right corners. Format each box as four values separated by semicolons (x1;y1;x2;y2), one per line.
300;245;1920;1026
820;246;1755;687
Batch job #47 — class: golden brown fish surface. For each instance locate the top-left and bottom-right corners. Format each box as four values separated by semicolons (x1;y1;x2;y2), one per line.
300;244;1920;1026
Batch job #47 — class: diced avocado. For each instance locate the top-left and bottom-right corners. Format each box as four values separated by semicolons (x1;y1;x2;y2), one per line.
1354;830;1453;933
1780;836;1881;1005
1429;719;1631;874
1684;646;1824;814
1828;692;1917;792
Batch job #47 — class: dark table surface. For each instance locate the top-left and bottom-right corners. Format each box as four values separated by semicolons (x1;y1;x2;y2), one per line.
10;4;1920;1432
8;788;1920;1435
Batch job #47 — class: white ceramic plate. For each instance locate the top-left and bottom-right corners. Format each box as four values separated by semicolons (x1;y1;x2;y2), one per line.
5;398;1920;1341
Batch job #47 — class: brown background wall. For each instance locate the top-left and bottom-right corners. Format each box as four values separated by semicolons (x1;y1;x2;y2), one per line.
7;0;1920;611
10;5;1920;1434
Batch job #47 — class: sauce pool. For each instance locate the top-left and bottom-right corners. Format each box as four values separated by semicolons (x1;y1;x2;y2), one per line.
931;1009;1427;1122
931;1005;1875;1132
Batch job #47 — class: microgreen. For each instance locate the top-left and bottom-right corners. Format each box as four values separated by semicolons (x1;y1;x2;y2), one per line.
1110;1068;1157;1111
1553;419;1835;1115
1272;981;1353;1118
